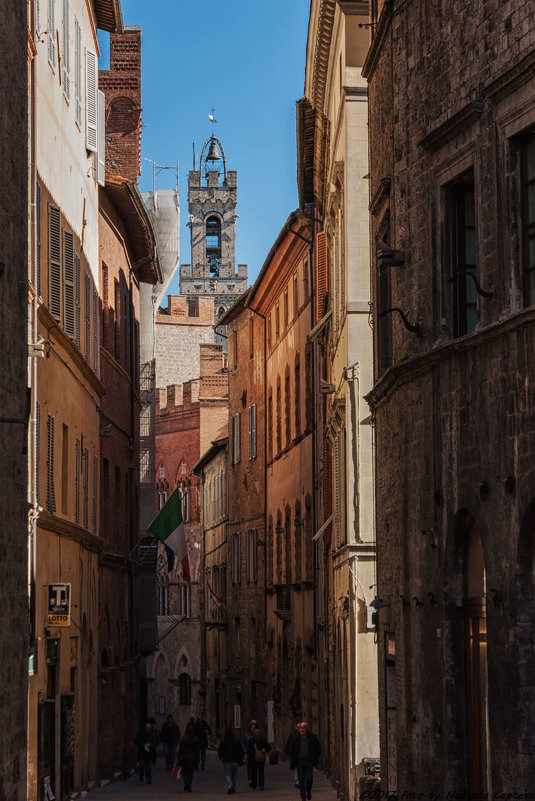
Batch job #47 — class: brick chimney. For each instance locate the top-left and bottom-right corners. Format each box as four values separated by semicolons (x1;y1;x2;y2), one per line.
99;27;142;181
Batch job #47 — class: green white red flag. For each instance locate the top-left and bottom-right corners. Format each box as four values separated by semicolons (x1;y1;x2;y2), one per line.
148;488;190;582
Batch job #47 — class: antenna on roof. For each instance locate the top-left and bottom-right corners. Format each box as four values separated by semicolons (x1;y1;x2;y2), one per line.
193;142;196;171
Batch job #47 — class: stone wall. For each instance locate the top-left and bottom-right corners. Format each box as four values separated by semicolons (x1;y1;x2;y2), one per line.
366;0;535;792
0;4;28;799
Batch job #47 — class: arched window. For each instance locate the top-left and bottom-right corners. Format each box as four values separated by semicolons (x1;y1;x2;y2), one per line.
206;216;221;276
179;673;191;705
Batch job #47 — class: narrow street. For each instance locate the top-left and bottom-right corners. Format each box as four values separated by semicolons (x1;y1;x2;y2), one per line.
92;750;338;801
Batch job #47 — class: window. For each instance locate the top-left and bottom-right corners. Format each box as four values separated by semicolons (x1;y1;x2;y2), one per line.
46;414;56;514
293;273;298;317
248;404;257;460
249;316;254;359
179;673;191;705
276;377;282;454
48;0;56;71
231;413;241;465
75;437;80;524
83;447;89;529
275;304;280;340
206;216;221;276
177;583;191;617
268;391;273;461
267;314;272;351
74;253;81;348
36;181;41;295
114;279;120;359
48;205;61;321
295;355;301;436
84;272;91;362
376;211;392;374
74;17;81;127
284;290;289;329
445;170;478;337
63;230;75;338
62;0;70;101
231;532;241;583
97;90;105;187
316;231;329;322
246;529;258;582
61;424;69;514
158;580;169;616
92;456;98;534
303;258;309;302
333;431;347;548
520;135;535;306
85;49;98;153
93;287;99;374
285;368;291;446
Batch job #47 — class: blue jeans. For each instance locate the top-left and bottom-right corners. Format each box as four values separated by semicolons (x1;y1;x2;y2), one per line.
224;762;238;789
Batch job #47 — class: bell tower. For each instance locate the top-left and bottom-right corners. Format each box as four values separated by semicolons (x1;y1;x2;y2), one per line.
179;135;248;319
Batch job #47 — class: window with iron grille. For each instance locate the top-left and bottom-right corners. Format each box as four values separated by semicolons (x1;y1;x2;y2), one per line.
46;414;56;513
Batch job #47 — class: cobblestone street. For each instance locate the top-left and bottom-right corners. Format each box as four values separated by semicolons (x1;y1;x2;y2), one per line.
92;749;338;801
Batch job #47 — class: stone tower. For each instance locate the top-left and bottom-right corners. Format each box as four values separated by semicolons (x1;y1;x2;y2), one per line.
179;136;248;321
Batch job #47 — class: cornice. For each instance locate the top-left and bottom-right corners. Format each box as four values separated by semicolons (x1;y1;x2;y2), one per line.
311;0;337;110
419;100;484;152
38;509;102;553
366;305;535;412
484;48;535;104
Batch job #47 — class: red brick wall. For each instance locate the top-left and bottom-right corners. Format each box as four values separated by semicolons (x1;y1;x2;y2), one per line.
99;28;141;181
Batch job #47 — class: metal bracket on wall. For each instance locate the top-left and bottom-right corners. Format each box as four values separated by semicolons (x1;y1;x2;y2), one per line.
378;307;420;334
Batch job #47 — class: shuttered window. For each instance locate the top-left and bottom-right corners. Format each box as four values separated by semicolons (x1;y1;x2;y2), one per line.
46;414;56;513
316;230;329;323
48;204;61;320
334;432;346;548
83;447;89;529
74;18;81;128
75;437;80;524
74;253;81;348
92;455;98;534
84;272;90;362
93;287;99;374
234;413;241;464
48;0;56;70
97;89;105;186
85;49;97;152
62;0;70;100
36;181;41;295
63;229;75;338
248;404;257;460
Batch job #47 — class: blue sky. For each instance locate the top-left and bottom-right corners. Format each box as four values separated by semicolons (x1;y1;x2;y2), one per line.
100;0;310;296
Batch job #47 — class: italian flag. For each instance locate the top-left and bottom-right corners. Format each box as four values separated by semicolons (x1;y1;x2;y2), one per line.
148;489;190;581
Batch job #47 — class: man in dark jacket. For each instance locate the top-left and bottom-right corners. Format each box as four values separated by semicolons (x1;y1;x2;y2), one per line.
135;721;157;784
160;714;181;770
193;716;212;770
289;722;321;801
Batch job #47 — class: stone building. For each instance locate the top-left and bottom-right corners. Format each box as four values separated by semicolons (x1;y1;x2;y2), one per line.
364;0;535;793
191;429;229;736
216;290;268;738
299;2;379;797
180;135;248;325
27;1;123;798
98;28;161;780
1;5;28;801
149;344;228;734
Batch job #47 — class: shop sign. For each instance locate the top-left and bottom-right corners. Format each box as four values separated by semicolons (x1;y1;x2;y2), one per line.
47;583;71;627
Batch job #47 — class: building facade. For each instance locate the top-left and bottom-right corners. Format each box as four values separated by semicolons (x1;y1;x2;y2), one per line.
27;1;122;798
300;2;379;797
218;291;267;738
364;0;535;793
98;26;161;779
149;344;228;733
2;5;29;801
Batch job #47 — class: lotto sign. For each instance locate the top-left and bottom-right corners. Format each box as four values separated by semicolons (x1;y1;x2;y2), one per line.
47;584;71;627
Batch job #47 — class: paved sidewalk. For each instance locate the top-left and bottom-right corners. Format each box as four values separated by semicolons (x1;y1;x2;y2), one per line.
92;749;338;801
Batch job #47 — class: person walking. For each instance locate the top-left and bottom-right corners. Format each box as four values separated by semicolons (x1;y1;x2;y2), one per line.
134;721;157;784
147;717;160;766
242;720;257;787
289;721;321;801
246;727;270;790
193;716;212;770
285;722;303;788
175;721;200;793
160;714;181;770
217;725;244;794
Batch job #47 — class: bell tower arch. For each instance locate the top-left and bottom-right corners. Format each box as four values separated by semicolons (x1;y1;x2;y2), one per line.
179;134;248;310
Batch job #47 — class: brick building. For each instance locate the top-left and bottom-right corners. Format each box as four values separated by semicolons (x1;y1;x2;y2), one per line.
1;5;28;800
364;0;535;793
217;290;267;737
98;27;161;780
149;344;228;733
